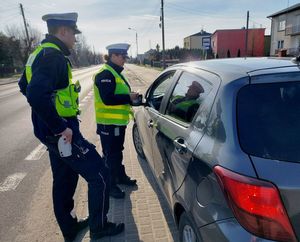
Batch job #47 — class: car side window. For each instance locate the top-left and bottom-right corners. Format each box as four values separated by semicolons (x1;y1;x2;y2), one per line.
147;71;175;111
166;71;213;124
194;91;216;130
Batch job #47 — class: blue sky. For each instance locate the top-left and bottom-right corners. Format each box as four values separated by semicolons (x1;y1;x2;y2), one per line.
0;0;299;56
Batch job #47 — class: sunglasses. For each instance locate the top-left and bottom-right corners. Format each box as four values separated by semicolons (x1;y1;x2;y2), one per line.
116;54;128;59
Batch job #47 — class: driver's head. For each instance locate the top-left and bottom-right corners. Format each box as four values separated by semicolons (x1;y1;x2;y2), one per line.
186;81;204;99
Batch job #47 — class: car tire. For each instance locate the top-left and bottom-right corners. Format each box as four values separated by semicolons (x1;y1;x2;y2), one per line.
132;122;146;159
179;212;202;242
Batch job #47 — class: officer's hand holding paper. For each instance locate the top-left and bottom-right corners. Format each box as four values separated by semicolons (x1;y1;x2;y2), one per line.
130;91;142;106
59;127;73;143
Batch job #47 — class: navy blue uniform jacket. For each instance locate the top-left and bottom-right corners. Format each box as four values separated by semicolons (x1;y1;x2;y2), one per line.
19;35;79;144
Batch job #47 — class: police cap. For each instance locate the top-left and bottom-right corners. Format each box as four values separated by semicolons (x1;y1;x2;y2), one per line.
106;43;130;58
42;12;81;34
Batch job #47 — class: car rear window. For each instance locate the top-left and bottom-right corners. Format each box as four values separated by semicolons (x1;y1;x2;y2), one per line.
237;82;300;162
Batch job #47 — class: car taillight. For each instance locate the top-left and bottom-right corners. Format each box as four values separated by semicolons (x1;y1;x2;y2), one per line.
213;165;297;242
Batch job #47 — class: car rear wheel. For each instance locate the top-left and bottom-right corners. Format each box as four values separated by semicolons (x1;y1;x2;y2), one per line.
179;212;202;242
132;123;146;159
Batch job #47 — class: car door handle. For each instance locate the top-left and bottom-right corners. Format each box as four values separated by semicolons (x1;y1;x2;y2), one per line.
147;120;154;128
173;138;187;154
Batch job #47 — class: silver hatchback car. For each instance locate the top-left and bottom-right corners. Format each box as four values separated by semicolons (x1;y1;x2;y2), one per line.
133;57;300;242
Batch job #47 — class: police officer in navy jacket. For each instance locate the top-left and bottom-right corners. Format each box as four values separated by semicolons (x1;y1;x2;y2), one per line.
19;12;124;241
93;44;138;199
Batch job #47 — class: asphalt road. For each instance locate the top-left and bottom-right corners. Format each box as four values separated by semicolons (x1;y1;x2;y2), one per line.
0;64;161;241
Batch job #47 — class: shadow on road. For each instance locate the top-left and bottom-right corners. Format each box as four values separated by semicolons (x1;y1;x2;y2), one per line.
74;186;140;242
136;155;179;242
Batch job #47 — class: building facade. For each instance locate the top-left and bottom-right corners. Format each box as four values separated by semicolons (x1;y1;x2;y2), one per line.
211;28;265;58
268;3;300;56
183;30;211;50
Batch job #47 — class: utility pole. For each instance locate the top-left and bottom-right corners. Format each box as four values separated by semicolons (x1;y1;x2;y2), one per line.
245;11;249;58
135;31;138;58
161;0;166;69
128;27;138;58
93;45;97;64
19;3;30;49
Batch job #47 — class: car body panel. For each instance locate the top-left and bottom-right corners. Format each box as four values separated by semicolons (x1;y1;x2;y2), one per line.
249;66;300;81
192;76;257;176
134;106;159;168
153;115;193;202
199;218;274;242
133;57;300;242
175;159;234;226
135;69;180;168
179;58;298;85
251;157;300;239
244;71;300;239
151;68;222;203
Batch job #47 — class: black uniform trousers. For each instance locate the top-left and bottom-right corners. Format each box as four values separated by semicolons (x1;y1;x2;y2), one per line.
45;136;110;237
97;124;127;187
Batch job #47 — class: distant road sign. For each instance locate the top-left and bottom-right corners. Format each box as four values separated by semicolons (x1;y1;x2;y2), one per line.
202;37;211;48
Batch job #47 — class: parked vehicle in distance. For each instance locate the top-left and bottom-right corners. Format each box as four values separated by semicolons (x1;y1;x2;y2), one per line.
132;57;300;242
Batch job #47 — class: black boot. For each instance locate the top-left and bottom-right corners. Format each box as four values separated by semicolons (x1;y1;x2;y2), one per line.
90;221;125;240
64;217;89;242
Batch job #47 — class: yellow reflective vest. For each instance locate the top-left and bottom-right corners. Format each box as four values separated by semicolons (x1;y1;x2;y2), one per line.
25;42;80;117
93;64;132;125
172;95;199;112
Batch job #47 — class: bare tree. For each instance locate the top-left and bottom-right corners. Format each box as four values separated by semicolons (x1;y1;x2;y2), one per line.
1;24;101;75
70;34;102;67
5;24;42;65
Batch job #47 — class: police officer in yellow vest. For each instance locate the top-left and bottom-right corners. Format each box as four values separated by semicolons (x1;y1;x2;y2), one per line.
94;43;138;199
18;13;124;241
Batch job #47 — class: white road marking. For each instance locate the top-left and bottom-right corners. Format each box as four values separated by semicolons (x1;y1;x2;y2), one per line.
0;89;19;100
25;143;47;160
84;92;93;100
79;92;93;108
0;173;27;192
81;97;88;103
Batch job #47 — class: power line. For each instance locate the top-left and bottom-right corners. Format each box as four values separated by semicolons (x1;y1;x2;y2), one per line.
165;2;270;33
151;1;161;15
139;18;160;38
249;18;267;27
166;2;223;16
0;6;19;13
165;3;248;20
0;2;18;9
0;12;20;19
133;1;161;52
138;2;160;37
1;13;20;24
0;6;19;19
